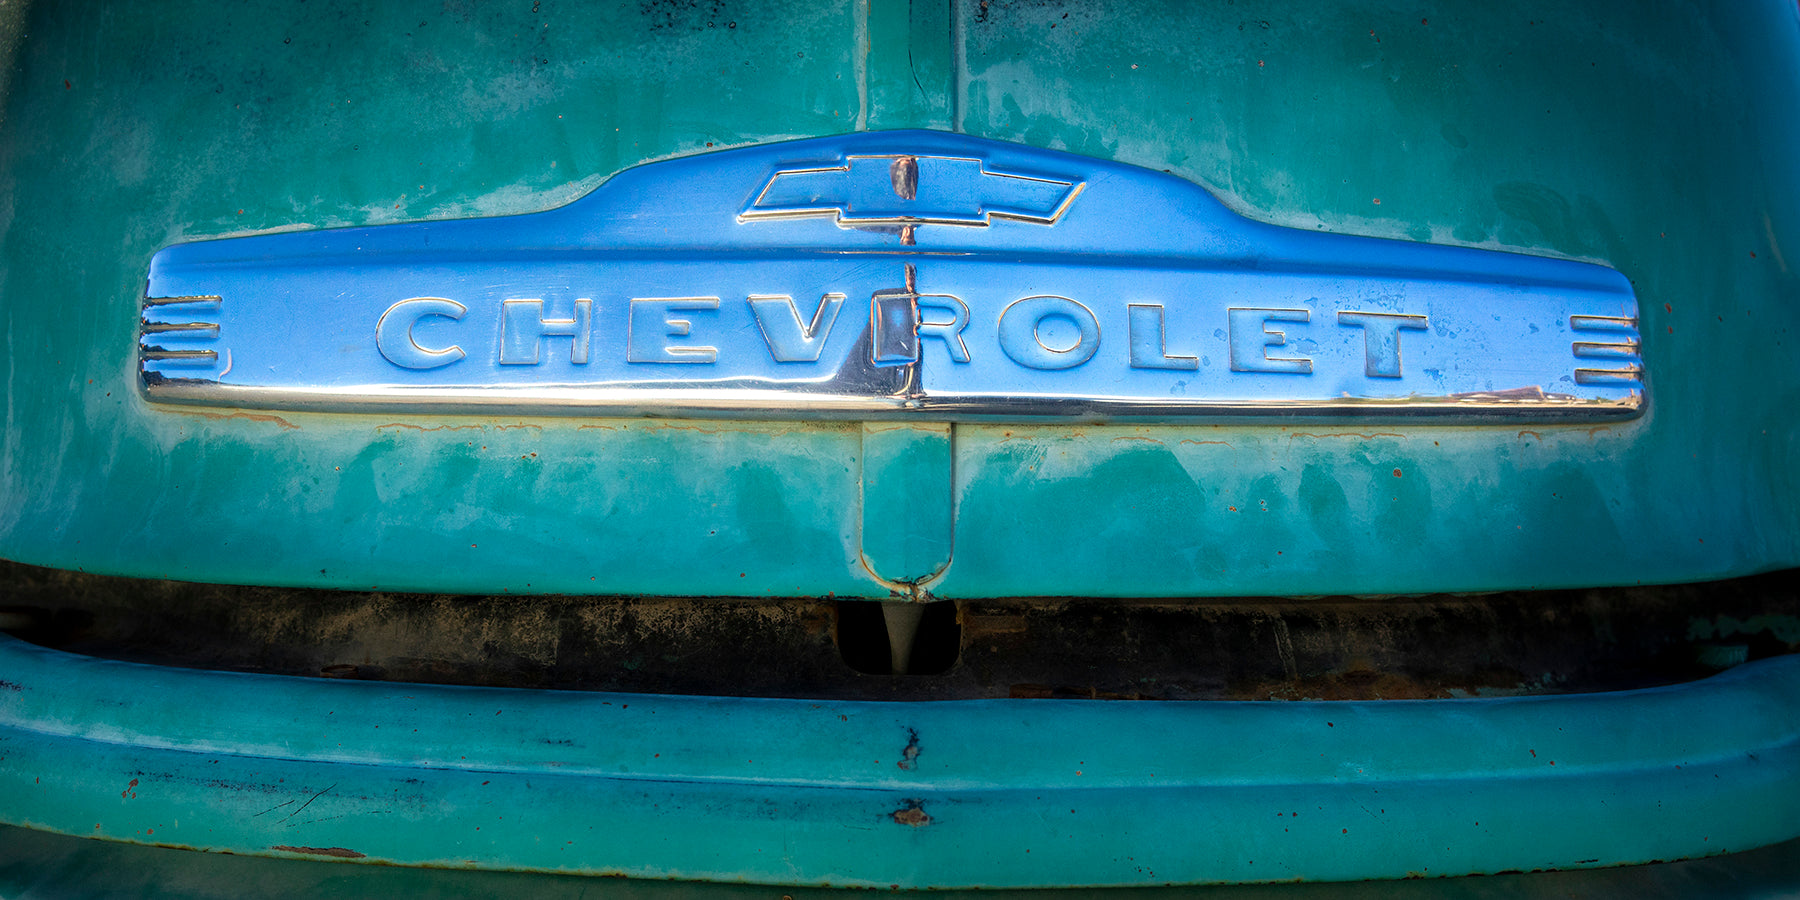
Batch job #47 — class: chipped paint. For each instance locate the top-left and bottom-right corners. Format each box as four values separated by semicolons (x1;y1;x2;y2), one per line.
272;845;367;859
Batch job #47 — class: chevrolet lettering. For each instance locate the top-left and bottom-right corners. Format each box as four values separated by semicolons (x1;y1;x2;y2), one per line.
139;132;1644;420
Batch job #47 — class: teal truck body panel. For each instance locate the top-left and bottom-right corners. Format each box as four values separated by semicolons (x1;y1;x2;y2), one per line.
2;1;1797;596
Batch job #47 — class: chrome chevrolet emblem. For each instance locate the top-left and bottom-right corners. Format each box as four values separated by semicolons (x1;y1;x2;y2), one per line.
740;153;1083;229
139;130;1644;421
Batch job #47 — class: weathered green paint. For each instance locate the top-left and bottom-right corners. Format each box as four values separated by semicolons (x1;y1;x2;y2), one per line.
3;633;1798;887
0;0;886;597
864;0;956;130
1;0;1797;599
938;0;1800;595
859;422;953;586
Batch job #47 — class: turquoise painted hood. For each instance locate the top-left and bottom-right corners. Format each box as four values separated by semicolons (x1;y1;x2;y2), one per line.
3;0;1799;599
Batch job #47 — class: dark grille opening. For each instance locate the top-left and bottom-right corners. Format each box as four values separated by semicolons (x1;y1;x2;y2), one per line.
1;559;1796;701
835;599;962;676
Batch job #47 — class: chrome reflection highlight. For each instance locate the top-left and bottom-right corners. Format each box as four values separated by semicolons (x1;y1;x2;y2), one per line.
139;131;1646;422
740;153;1083;228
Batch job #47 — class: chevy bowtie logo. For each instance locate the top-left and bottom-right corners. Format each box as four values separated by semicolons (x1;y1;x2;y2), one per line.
739;154;1083;234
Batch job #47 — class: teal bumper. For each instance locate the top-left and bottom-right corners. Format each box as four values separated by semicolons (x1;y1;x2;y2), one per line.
4;1;1800;598
2;632;1795;888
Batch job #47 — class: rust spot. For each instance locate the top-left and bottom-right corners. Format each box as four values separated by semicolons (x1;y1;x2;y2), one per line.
961;613;1028;637
272;845;367;859
121;778;138;800
896;728;921;771
891;800;931;827
890;156;919;201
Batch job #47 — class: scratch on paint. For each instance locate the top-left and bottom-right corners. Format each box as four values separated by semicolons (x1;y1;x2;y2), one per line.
187;410;299;430
864;422;940;435
375;423;545;432
376;423;487;432
1288;432;1404;440
278;784;335;823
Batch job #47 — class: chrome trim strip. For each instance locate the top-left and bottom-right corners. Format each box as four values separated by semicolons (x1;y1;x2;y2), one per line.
140;321;221;336
140;349;218;362
142;294;222;308
141;380;1644;420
